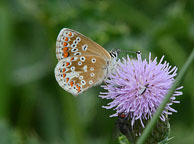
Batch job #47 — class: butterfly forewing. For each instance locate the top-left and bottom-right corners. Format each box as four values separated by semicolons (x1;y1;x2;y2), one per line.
56;28;111;61
55;28;112;95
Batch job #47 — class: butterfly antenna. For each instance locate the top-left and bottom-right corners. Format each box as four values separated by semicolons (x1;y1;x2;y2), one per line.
118;49;141;55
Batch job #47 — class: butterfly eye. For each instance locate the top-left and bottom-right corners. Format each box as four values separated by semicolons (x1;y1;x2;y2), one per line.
91;58;96;63
82;44;88;51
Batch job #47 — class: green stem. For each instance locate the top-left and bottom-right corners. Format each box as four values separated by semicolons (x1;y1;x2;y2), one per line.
137;49;194;144
0;4;12;119
62;93;85;144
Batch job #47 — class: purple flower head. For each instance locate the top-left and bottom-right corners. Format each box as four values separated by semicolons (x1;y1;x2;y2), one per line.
100;53;183;127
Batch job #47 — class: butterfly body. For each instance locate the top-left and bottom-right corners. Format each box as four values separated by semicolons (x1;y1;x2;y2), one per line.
55;28;117;95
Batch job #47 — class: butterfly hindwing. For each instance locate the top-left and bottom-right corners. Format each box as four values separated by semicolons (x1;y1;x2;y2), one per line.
55;55;108;95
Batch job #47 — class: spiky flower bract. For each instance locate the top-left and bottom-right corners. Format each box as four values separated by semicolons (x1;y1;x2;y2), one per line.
100;53;183;127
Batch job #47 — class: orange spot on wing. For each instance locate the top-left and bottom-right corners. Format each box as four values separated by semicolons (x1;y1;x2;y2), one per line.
63;52;69;58
63;47;68;52
70;57;74;61
68;32;72;36
65;37;68;41
70;81;74;87
66;62;70;66
63;42;67;46
76;84;81;92
77;86;81;93
63;73;66;78
62;68;66;73
66;78;69;83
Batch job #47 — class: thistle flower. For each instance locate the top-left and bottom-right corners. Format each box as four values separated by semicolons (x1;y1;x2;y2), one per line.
100;53;183;127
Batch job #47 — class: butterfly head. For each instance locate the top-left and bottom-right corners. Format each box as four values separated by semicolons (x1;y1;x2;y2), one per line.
109;49;120;59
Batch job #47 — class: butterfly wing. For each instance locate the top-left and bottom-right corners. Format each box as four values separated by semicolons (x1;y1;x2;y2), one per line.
55;28;112;95
55;55;108;95
56;28;111;61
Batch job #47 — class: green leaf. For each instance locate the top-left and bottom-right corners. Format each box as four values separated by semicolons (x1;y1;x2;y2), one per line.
118;134;130;144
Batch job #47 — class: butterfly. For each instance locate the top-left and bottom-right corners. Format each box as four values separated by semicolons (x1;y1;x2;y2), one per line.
55;28;118;96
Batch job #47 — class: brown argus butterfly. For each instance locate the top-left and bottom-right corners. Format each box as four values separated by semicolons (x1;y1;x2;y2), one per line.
55;28;118;96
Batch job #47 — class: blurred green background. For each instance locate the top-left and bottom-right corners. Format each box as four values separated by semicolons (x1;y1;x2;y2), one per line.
0;0;194;144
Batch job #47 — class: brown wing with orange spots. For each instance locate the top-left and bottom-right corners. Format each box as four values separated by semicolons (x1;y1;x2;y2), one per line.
56;28;111;61
55;55;108;95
